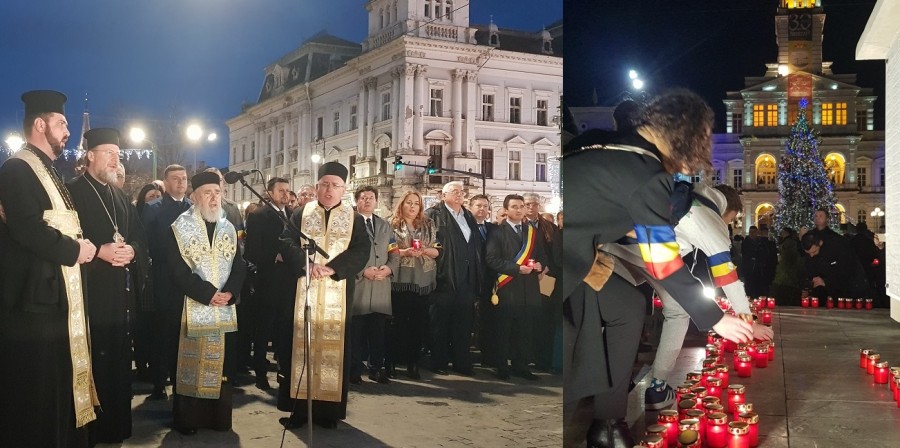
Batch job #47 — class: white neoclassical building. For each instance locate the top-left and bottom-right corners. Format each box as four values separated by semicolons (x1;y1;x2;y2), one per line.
226;0;562;217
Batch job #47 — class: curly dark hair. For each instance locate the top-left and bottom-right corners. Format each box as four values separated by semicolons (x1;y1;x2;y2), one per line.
713;184;742;214
643;89;714;175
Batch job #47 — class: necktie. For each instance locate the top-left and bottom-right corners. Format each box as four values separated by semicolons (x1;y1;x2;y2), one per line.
479;223;487;240
530;220;539;228
366;218;375;239
515;224;522;235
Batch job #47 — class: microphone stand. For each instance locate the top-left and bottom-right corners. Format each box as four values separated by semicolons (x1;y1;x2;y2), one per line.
231;173;325;445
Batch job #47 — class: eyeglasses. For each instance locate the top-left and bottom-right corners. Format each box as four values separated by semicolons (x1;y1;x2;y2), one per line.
318;182;345;190
446;189;467;197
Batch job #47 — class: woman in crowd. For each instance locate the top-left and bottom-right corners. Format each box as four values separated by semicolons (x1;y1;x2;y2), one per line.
388;190;441;380
135;183;162;216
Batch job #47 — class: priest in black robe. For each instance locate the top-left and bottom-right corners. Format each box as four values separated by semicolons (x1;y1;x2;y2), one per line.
67;128;146;446
277;161;370;429
0;90;99;448
163;171;246;435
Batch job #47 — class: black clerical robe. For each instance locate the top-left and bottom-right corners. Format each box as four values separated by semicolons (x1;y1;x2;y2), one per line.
67;173;146;445
276;202;370;425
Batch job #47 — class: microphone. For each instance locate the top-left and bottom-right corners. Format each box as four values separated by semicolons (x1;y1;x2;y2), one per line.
224;170;254;184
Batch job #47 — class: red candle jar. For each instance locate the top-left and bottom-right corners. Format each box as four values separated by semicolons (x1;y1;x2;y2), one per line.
691;386;708;402
860;348;875;369
703;402;724;417
800;297;809;308
733;350;747;372
866;298;873;310
754;345;769;368
678;399;698;421
826;297;834;309
891;368;900;393
811;297;819;308
867;353;881;375
716;364;730;389
658;410;680;447
676;384;693;404
734;402;753;421
874;361;890;384
744;344;757;359
411;238;422;249
760;309;772;326
767;297;775;309
856;298;864;309
767;341;775;362
724;338;737;353
703;357;718;370
708;331;720;345
736;354;752;378
894;378;900;404
727;421;750;448
677;429;700;447
687;371;702;383
640;434;665;448
684;410;706;441
726;385;746;414
646;424;668;447
706;377;723;400
678;419;700;444
705;412;728;448
738;412;760;447
838;298;845;309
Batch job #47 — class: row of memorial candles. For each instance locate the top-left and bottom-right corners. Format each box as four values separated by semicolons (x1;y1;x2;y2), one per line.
801;297;874;309
859;349;900;407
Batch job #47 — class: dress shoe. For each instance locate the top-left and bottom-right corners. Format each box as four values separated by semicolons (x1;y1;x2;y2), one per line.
349;375;363;385
255;378;273;391
177;427;197;436
369;370;391;384
279;417;307;429
586;418;635;448
405;364;421;380
147;387;168;401
495;370;511;380
511;369;539;381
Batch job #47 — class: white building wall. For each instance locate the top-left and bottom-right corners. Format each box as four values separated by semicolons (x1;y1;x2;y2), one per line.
884;39;900;320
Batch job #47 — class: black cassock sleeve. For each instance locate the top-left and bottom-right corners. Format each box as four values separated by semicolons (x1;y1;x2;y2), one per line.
163;226;246;306
327;213;371;281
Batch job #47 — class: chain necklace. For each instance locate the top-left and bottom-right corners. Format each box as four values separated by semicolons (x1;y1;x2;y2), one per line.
84;174;123;243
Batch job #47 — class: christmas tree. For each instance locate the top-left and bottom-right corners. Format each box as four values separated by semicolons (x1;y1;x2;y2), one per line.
774;98;838;236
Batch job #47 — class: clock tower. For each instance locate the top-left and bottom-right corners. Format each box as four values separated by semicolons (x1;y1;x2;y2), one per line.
774;0;825;75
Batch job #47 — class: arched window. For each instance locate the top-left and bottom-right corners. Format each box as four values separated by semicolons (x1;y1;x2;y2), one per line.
823;152;846;184
755;154;777;186
835;204;847;224
858;208;867;225
755;203;775;229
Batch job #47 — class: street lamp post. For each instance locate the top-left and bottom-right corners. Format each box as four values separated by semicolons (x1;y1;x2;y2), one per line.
186;124;216;174
310;138;325;183
871;207;885;233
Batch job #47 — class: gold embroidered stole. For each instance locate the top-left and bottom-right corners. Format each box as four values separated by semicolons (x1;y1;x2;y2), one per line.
171;208;238;399
290;203;354;402
13;150;98;427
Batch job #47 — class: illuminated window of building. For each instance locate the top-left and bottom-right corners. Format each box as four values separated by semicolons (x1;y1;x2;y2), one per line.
822;103;833;125
756;154;777;185
857;109;867;131
824;152;845;184
836;102;847;125
753;105;764;127
766;104;778;126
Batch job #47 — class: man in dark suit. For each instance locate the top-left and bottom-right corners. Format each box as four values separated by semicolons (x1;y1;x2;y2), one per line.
486;194;547;380
468;193;498;368
140;164;192;399
243;176;295;390
424;181;484;376
0;90;98;448
523;192;559;372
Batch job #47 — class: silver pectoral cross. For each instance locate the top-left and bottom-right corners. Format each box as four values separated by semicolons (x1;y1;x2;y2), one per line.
113;227;124;244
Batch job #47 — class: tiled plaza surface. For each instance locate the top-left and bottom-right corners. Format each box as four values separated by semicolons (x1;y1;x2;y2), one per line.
566;306;900;447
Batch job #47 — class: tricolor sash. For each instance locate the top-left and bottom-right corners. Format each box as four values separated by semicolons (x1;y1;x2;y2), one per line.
13;149;99;427
291;203;354;402
496;223;536;289
171;207;238;399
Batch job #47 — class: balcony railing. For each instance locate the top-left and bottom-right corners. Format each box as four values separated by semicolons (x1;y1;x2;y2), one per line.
348;174;393;190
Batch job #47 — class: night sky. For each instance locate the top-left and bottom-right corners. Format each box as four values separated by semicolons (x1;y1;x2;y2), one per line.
563;0;884;133
0;0;561;169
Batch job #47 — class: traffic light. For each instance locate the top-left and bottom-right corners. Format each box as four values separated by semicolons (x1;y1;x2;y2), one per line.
427;158;437;174
393;155;403;171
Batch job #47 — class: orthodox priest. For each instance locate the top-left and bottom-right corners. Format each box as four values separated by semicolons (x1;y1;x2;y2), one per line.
0;90;99;447
277;161;370;429
163;171;246;434
67;128;146;446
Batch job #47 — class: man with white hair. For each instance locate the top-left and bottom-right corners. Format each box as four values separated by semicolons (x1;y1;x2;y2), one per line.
115;162;126;189
425;180;483;376
162;171;246;435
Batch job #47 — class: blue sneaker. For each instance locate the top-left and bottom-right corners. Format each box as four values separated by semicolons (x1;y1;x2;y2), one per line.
644;383;675;410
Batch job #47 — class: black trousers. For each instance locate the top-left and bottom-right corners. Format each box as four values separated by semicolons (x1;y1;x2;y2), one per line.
350;312;387;376
495;296;535;372
430;285;475;371
389;290;430;367
534;294;561;369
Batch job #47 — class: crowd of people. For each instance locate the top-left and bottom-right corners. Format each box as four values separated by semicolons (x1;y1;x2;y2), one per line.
0;90;564;448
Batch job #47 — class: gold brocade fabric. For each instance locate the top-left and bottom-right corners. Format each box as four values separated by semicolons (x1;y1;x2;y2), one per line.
171;208;238;399
290;203;354;402
13;150;98;427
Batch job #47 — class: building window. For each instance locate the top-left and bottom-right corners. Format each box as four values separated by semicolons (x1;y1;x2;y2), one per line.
880;166;885;185
267;135;273;155
857;167;867;187
509;97;522;124
836;102;847;125
482;94;494;121
732;113;743;134
508;150;521;180
712;169;722;185
428;144;443;182
349;155;356;179
535;153;547;182
445;1;452;19
857;109;868;131
536;99;548;126
380;146;389;175
316;117;324;140
350;105;358;130
242;144;247;161
733;169;743;189
250;141;255;159
822;103;833;125
382;92;392;121
424;3;430;17
766;104;778;126
482;148;494;179
279;130;285;150
753;105;764;127
333;111;340;135
232;146;238;163
691;174;702;183
430;88;443;117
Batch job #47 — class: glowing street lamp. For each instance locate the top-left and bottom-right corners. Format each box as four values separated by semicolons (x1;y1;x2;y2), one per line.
632;78;645;90
128;127;159;179
628;69;638;80
185;124;216;174
871;207;885;232
4;134;25;153
207;132;217;142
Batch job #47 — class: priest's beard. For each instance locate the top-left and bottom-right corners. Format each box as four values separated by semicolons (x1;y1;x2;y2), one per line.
44;129;66;157
199;205;222;223
96;167;118;185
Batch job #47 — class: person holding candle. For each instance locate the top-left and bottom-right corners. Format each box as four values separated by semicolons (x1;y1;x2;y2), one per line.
485;194;548;380
801;231;871;303
563;91;754;447
387;190;441;380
